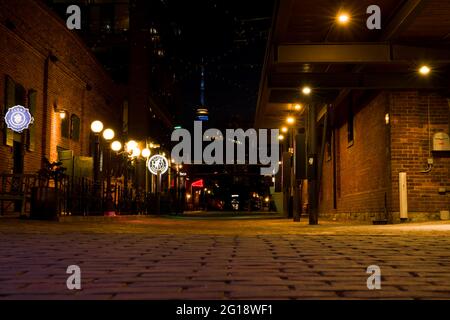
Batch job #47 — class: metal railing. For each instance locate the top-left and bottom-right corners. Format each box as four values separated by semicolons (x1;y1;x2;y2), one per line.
0;173;165;216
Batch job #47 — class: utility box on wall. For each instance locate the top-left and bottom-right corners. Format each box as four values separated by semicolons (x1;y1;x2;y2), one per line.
433;132;450;151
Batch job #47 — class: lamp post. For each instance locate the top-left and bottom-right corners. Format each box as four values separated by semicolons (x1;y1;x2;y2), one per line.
103;128;115;216
141;147;151;194
90;120;103;207
141;147;151;214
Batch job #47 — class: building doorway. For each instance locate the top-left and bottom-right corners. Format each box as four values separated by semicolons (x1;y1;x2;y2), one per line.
12;141;24;212
13;141;24;174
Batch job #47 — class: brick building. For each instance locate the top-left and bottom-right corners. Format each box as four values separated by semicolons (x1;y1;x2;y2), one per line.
0;0;123;175
256;0;450;222
319;91;450;221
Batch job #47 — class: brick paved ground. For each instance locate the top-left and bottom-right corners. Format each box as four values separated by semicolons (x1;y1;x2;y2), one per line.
1;214;450;300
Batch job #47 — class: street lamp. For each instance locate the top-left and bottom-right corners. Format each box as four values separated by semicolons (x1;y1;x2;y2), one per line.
337;13;350;25
419;65;431;76
294;103;303;111
102;128;115;141
141;148;151;158
103;128;115;216
286;116;295;125
90;120;104;207
131;146;141;158
111;140;122;152
91;120;104;133
302;86;312;95
126;140;138;153
141;148;151;195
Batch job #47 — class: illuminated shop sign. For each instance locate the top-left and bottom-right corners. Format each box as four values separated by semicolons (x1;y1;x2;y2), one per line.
4;105;34;133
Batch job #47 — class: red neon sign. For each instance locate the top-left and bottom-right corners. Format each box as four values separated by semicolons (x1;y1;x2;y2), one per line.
191;179;204;188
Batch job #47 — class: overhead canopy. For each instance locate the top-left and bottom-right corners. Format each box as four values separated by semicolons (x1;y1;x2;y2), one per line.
255;0;450;128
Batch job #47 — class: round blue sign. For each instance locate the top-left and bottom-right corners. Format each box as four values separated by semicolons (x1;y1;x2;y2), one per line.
4;105;34;133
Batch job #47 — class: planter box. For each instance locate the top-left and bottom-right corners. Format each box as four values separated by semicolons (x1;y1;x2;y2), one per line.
30;187;59;220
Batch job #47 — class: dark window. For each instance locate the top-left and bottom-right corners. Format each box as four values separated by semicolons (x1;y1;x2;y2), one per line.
70;114;81;141
15;84;26;105
347;102;354;146
61;113;70;138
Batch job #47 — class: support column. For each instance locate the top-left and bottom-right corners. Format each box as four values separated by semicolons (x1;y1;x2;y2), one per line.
308;103;318;225
293;128;307;222
292;127;300;222
282;151;291;217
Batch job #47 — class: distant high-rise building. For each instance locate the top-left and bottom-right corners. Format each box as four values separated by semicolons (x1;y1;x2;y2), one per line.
196;61;209;122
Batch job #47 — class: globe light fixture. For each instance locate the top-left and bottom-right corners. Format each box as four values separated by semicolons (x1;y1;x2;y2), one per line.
90;120;104;133
302;86;312;95
278;134;285;141
337;13;350;24
294;103;303;111
286;116;295;124
111;141;122;152
281;127;288;133
126;140;138;152
131;147;141;158
141;148;151;158
419;65;431;76
102;128;115;141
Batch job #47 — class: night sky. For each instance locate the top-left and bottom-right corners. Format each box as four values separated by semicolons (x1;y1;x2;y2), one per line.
163;0;274;128
47;0;274;129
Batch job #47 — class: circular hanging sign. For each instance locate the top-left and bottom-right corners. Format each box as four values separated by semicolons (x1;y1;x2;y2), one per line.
4;105;34;133
147;154;169;175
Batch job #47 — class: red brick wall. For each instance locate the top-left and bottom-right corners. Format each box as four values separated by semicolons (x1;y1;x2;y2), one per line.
319;92;391;220
319;91;450;221
0;23;46;174
389;92;450;219
0;0;123;174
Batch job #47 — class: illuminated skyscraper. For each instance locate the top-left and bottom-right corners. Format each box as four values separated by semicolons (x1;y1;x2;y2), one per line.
196;61;209;122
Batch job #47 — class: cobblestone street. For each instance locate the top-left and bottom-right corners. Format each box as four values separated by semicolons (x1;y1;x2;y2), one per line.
1;215;450;300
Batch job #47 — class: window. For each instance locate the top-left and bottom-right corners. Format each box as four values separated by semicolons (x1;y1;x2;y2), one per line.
70;114;80;141
61;113;70;138
347;102;354;146
3;76;27;146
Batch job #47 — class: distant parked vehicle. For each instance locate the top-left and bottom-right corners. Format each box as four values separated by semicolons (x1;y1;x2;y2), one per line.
231;199;239;211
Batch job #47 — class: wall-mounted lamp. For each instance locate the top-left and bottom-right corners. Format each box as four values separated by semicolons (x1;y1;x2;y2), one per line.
59;110;67;119
54;103;67;120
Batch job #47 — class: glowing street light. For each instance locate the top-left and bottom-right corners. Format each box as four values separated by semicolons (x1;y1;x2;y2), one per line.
337;13;350;25
126;140;138;153
294;103;303;111
102;128;115;141
131;147;141;158
141;148;151;158
281;127;288;133
90;120;104;133
302;86;312;95
419;65;431;76
286;116;295;125
278;134;285;141
90;120;104;200
111;141;122;152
